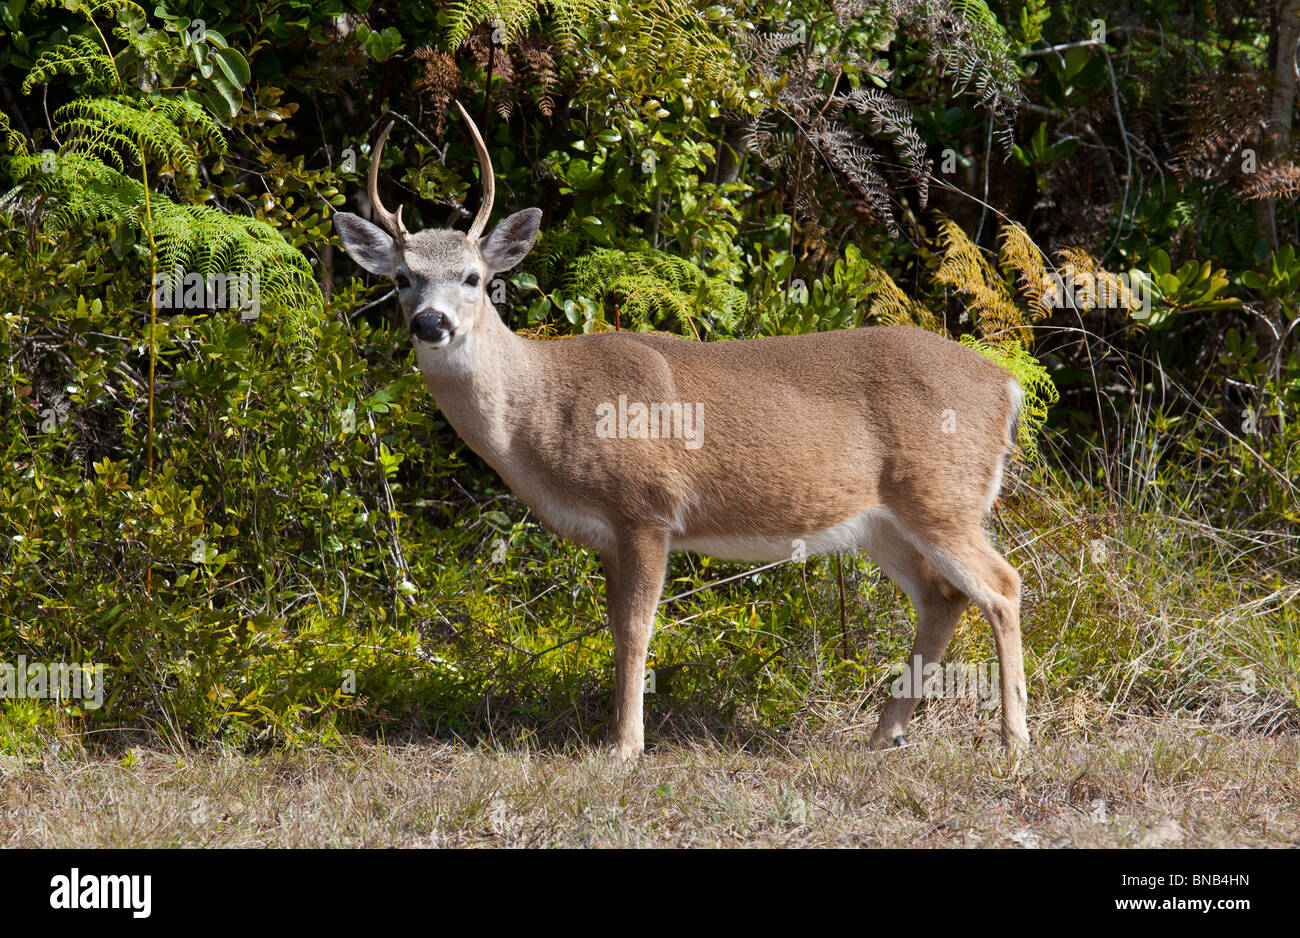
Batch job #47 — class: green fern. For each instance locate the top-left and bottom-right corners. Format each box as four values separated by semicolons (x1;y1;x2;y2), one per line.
447;0;605;48
569;247;747;335
528;225;590;286
447;0;748;106
22;34;118;94
55;95;224;174
4;3;322;330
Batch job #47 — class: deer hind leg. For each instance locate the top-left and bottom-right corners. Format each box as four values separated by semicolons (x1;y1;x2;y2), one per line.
601;528;668;761
964;536;1028;750
905;530;1028;751
867;536;970;749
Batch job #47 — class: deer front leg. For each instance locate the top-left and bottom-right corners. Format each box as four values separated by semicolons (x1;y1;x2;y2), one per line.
601;529;668;760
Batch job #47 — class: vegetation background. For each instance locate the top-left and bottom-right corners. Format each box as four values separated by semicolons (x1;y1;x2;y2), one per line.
1;0;1297;825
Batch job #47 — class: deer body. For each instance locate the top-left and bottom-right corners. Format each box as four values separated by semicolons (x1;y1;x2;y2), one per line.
335;105;1030;760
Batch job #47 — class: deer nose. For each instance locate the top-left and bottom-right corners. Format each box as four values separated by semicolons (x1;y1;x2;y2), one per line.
410;310;454;345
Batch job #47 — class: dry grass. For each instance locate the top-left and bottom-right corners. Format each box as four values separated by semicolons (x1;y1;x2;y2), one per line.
2;713;1295;848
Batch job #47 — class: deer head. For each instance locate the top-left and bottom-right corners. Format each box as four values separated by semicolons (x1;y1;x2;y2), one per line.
333;102;541;353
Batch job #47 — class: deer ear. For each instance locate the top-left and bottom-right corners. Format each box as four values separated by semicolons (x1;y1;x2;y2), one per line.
480;208;542;275
334;212;399;276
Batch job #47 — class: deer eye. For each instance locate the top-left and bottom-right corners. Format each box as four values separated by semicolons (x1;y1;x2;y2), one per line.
463;272;480;288
394;274;410;289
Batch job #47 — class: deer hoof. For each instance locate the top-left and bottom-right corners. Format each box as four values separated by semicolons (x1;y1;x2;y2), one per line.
1003;729;1031;753
608;741;644;763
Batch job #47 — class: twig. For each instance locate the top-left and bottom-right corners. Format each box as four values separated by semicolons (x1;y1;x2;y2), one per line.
366;411;416;605
836;551;852;659
350;288;397;320
658;558;790;606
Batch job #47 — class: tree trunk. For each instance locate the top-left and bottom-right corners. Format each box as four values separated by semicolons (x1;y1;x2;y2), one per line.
1259;0;1300;249
1251;0;1300;443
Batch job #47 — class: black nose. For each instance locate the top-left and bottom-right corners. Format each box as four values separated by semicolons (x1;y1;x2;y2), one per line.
410;311;452;344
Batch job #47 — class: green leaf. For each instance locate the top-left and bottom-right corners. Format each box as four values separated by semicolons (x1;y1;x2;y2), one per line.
483;511;512;529
193;42;213;78
209;76;242;118
212;48;250;88
361;374;418;410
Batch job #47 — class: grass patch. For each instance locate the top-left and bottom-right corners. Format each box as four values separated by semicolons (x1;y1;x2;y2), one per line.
2;717;1295;847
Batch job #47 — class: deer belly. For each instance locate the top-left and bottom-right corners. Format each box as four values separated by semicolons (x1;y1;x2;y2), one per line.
670;506;896;562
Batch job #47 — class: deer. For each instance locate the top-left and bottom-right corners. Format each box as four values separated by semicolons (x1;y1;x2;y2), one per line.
333;103;1030;761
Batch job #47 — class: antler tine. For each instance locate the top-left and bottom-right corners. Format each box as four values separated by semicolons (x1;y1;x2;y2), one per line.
367;121;408;240
455;101;495;243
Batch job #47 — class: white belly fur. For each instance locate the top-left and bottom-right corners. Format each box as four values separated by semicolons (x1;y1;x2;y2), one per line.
670;506;897;562
512;475;900;564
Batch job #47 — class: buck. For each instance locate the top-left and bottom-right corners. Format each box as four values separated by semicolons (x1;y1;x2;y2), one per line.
334;103;1030;759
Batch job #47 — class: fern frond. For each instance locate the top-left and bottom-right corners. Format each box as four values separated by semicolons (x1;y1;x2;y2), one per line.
22;34;118;94
5;108;317;331
809;121;898;237
998;221;1052;320
569;247;746;335
1239;161;1300;202
447;0;605;48
29;150;318;322
887;0;1022;148
31;0;144;18
835;87;931;205
934;216;1029;346
0;111;33;175
449;1;746;105
1169;73;1266;183
861;264;939;331
55;95;224;178
1055;247;1142;314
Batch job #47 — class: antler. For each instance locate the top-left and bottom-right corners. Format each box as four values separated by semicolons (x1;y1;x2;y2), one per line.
367;121;408;241
367;106;494;242
455;101;495;242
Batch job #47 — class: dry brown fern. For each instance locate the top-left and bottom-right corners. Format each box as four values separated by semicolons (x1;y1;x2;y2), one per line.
465;33;515;119
934;216;1029;347
452;26;564;123
412;47;461;136
1168;73;1268;184
863;266;939;332
1054;247;1141;315
998;222;1052;320
517;35;559;118
1239;159;1300;202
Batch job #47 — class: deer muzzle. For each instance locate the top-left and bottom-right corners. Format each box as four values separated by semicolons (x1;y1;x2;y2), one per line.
410;310;455;346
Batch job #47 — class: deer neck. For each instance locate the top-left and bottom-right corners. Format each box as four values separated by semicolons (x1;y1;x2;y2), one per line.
411;300;540;471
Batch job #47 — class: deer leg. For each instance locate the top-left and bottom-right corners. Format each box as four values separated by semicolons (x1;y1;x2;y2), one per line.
868;540;969;748
604;528;668;760
897;532;1028;752
599;546;624;743
962;536;1028;751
